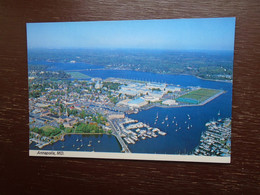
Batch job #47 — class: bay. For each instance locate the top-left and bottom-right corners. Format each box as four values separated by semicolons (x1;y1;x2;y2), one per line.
29;61;232;154
30;134;122;153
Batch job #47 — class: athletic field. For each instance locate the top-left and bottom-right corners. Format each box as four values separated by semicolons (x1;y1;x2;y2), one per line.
176;88;222;104
67;71;90;79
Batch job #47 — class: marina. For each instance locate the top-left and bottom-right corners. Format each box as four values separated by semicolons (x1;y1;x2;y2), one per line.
29;64;232;155
118;117;167;145
30;134;122;152
194;118;231;156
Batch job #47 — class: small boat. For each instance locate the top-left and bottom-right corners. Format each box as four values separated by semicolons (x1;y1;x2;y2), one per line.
98;140;101;143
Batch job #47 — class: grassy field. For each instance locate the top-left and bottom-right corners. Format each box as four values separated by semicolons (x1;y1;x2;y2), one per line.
176;88;221;104
67;71;90;79
41;126;61;137
41;125;55;132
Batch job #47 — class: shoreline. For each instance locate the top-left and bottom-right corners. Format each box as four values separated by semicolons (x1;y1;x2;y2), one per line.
137;90;225;111
103;68;233;84
30;132;115;149
65;132;111;135
196;76;232;83
64;66;233;84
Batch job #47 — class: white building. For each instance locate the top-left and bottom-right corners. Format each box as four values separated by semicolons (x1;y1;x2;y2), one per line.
162;99;178;106
165;86;181;93
148;91;164;99
146;82;166;90
128;98;148;108
116;99;131;106
143;95;160;102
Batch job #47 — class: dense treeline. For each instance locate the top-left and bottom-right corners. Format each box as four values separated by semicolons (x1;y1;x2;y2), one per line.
31;126;61;137
75;123;105;134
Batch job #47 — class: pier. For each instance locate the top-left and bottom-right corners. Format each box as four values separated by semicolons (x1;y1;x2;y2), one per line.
107;119;131;153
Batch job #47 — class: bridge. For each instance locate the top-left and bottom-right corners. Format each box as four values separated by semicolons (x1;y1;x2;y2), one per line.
108;119;131;153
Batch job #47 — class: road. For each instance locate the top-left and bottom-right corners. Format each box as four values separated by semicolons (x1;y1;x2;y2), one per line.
107;119;131;153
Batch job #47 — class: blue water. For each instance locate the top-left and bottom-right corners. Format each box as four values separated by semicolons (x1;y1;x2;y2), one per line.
29;61;232;154
29;61;104;71
30;134;122;152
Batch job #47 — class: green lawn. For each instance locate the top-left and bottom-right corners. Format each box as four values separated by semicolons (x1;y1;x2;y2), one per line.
41;125;55;132
41;126;61;137
176;88;221;104
67;71;90;79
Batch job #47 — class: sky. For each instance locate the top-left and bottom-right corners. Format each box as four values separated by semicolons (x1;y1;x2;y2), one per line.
26;17;236;51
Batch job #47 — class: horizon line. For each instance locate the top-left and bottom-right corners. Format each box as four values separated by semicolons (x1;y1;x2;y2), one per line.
27;47;234;52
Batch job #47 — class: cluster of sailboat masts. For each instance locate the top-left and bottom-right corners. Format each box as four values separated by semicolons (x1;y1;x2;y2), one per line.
153;113;192;131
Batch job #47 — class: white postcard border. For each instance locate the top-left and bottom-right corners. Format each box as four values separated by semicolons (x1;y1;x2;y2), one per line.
29;150;230;163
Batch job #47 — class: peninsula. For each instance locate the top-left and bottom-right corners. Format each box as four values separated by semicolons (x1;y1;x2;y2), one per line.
29;65;224;151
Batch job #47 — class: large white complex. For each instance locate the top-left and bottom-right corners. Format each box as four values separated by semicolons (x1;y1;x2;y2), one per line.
128;98;148;108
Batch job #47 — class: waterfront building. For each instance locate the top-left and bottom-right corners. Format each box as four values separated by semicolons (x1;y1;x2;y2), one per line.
128;98;148;108
162;99;178;106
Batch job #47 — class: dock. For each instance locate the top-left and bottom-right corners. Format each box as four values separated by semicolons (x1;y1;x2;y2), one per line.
107;119;131;153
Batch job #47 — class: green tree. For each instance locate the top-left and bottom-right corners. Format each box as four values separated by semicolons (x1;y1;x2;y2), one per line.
79;110;87;119
59;124;65;130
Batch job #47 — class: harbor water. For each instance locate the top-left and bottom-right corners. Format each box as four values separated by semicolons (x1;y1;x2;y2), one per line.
29;61;232;154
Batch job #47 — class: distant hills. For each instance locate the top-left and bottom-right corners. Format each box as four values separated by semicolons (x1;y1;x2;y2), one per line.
28;48;234;81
